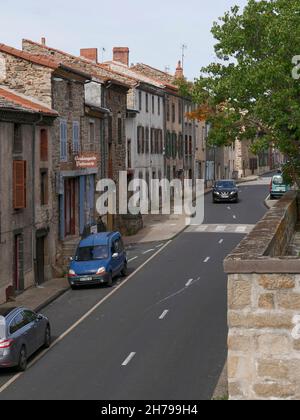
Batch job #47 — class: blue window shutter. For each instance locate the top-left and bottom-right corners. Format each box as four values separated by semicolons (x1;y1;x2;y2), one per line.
73;121;80;153
60;120;68;162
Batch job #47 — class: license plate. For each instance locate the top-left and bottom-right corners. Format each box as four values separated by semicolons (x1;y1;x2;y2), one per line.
80;277;93;282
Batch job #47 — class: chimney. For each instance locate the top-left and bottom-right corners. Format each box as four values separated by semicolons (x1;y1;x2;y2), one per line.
175;60;184;79
41;37;46;46
80;48;98;64
113;47;129;66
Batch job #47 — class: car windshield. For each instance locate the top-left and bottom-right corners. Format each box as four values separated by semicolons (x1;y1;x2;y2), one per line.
215;181;235;189
273;176;284;185
75;245;108;262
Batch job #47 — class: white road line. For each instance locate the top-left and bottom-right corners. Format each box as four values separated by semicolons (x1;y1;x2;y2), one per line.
142;249;155;255
219;239;224;244
185;279;194;287
216;226;226;232
233;215;237;220
196;225;208;232
159;310;169;320
0;240;172;395
122;352;136;366
204;257;211;263
128;256;138;263
156;243;164;248
227;207;231;210
236;226;247;233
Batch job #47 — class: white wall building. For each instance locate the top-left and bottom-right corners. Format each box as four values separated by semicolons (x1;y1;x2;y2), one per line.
104;49;166;190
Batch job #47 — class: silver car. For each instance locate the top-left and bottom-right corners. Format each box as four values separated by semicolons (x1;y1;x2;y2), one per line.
0;307;51;371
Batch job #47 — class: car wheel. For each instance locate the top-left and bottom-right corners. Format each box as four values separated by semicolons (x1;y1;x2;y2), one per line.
121;262;128;277
107;272;113;287
17;346;27;372
71;285;78;290
44;325;51;349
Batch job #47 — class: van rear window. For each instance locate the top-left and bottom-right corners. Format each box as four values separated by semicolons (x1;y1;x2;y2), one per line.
273;176;284;185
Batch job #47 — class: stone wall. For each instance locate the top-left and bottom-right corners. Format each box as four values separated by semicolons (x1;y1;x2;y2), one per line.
0;52;52;107
225;191;300;400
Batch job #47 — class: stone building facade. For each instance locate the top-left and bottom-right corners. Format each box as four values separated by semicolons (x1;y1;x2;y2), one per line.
0;87;57;304
22;39;140;234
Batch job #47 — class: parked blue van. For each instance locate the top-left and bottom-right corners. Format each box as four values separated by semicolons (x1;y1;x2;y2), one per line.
68;232;128;289
270;174;290;199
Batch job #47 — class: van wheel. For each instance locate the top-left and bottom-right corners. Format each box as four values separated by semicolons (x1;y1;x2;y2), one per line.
17;346;27;372
107;272;113;287
121;262;128;277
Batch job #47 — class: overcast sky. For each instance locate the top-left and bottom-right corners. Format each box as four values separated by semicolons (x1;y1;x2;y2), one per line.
0;0;249;80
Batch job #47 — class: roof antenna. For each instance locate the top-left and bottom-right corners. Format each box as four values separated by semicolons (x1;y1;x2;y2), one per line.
101;47;106;63
165;65;170;74
181;44;187;70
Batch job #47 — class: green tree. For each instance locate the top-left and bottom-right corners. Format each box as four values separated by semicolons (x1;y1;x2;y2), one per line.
192;0;300;185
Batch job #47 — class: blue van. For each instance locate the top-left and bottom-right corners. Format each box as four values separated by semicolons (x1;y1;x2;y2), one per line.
68;232;127;289
270;174;290;199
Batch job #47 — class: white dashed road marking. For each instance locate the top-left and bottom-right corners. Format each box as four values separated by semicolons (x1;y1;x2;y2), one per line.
159;310;169;320
128;256;138;263
216;226;226;232
143;249;155;255
185;279;194;287
204;257;211;263
219;239;224;244
122;352;136;367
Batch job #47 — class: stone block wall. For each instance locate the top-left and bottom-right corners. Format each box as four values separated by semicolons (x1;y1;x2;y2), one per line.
225;191;300;400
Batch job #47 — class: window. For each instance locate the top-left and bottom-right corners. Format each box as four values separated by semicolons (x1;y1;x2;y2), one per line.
151;128;155;154
60;120;68;162
40;129;48;161
13;160;26;209
152;96;155;114
118;117;123;144
40;169;48;206
146;93;149;113
138;91;142;111
158;97;161;116
73;121;80;153
89;121;95;146
167;103;170;122
178;101;182;124
108;116;113;144
9;312;26;335
75;246;109;261
23;310;38;324
13;124;22;154
172;104;176;123
145;127;150;154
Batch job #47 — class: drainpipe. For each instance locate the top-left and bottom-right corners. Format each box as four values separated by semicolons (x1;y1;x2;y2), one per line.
32;114;44;286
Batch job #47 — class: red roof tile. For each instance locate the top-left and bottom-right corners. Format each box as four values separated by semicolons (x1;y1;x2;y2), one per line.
0;87;58;116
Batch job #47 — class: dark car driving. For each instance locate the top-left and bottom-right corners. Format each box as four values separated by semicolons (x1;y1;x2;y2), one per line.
212;180;239;203
0;307;51;371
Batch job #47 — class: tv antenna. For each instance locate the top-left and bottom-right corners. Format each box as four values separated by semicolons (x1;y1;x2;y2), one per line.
181;44;188;70
101;47;106;63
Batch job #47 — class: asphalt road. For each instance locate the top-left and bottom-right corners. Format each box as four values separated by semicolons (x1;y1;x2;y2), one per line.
0;175;271;400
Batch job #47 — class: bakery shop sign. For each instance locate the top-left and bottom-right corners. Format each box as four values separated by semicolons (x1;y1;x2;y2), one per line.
74;153;99;169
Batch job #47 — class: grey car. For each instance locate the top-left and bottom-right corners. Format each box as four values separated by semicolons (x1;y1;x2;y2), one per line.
0;307;51;371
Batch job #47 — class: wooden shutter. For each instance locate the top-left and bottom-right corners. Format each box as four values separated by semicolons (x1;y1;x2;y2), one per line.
13;160;26;209
40;129;48;161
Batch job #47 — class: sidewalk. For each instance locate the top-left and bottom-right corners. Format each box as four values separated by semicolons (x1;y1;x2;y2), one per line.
0;277;69;313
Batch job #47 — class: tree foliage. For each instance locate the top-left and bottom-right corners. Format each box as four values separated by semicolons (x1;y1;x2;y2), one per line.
191;0;300;184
